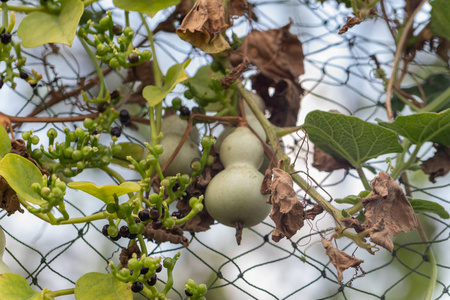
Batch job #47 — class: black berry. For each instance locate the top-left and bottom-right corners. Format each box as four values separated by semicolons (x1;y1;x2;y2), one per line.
149;208;160;220
131;281;144;293
147;275;157;286
172;180;180;192
185;290;193;297
119;109;130;124
179;106;190;117
0;32;11;44
92;129;98;135
128;233;138;239
113;25;123;35
119;226;130;238
138;209;150;221
133;216;141;224
110;89;120;99
110;234;121;241
171;211;184;219
111;127;121;137
128;54;139;64
152;220;163;230
102;224;109;237
140;266;149;275
155;264;162;273
20;72;29;80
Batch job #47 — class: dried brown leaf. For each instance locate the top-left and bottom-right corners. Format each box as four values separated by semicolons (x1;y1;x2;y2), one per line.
228;0;247;17
313;146;353;172
421;145;450;183
362;172;419;252
341;217;365;234
119;244;141;268
177;196;215;233
304;204;324;220
154;0;194;33
338;16;364;35
267;168;304;242
144;224;189;247
0;176;24;216
176;0;230;53
221;58;249;89
11;139;49;176
322;239;364;285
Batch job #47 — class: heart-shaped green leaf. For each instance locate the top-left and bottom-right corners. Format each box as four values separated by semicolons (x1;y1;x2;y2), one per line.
0;126;11;159
17;0;84;48
113;0;181;17
67;181;141;204
0;273;41;300
75;272;132;300
409;198;449;219
378;109;450;146
143;59;191;107
111;143;146;169
430;0;450;40
304;110;403;168
0;153;44;205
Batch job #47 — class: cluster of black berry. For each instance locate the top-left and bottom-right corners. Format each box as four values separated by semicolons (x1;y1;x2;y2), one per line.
0;29;11;44
110;108;131;138
130;264;162;293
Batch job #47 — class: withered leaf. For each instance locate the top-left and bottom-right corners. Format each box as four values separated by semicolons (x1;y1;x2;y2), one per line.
267;168;304;242
341;217;365;233
338;16;364;35
228;0;247;17
304;204;324;220
230;22;304;83
0;176;24;216
362;172;419;252
144;224;189;247
154;0;193;33
176;0;230;53
221;58;249;89
313;146;353;172
119;243;141;268
177;197;215;233
421;145;450;183
322;239;364;285
11;139;50;176
123;61;154;106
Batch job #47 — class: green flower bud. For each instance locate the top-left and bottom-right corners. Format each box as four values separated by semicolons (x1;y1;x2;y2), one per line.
64;147;74;158
55;180;66;192
22;131;30;140
32;149;43;159
127;258;140;271
47;128;58;138
74;128;85;138
63;168;74;177
197;284;207;295
31;135;40;145
153;144;163;155
51;187;63;197
107;225;119;237
41;186;51;197
148;193;159;205
83;118;94;129
72;150;82;161
140;49;151;61
31;182;42;194
171;97;182;108
191;160;202;172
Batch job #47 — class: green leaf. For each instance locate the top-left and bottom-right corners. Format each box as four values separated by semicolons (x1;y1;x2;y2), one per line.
111;143;146;169
186;65;224;104
0;126;11;159
378;109;450;146
335;195;361;205
303;110;403;167
391;73;450;113
0;273;41;300
17;0;84;48
67;181;141;204
143;60;191;107
408;198;450;219
430;0;450;40
0;154;44;205
75;272;132;300
113;0;181;17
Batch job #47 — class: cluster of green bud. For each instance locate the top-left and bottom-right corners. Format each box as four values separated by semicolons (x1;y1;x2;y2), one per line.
77;11;151;69
191;136;215;177
0;11;41;89
185;279;207;300
30;175;69;220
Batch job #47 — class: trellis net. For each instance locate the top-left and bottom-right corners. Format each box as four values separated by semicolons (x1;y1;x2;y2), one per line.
0;0;449;299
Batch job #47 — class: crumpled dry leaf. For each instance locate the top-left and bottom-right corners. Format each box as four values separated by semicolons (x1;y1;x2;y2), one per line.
123;61;154;106
229;22;304;127
313;146;353;172
177;196;215;233
154;0;193;33
266;168;304;242
407;26;449;66
362;172;419;252
252;74;303;127
11;139;50;176
119;244;141;268
221;58;249;89
228;0;247;17
322;239;364;285
177;0;230;53
144;224;189;247
304;204;324;220
341;217;365;233
0;176;24;216
338;16;364;35
421;145;450;183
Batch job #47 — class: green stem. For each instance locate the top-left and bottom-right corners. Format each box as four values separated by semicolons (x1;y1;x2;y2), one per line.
357;167;371;190
420;86;450;113
79;37;107;99
58;212;107;224
2;3;8;28
393;89;421;112
19;198;51;223
4;5;45;13
274;125;302;137
101;166;126;183
138;234;148;255
416;219;437;300
45;288;75;298
345;202;363;216
237;83;343;226
391;142;421;180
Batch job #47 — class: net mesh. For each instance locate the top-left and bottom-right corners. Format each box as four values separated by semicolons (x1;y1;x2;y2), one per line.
1;1;449;299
